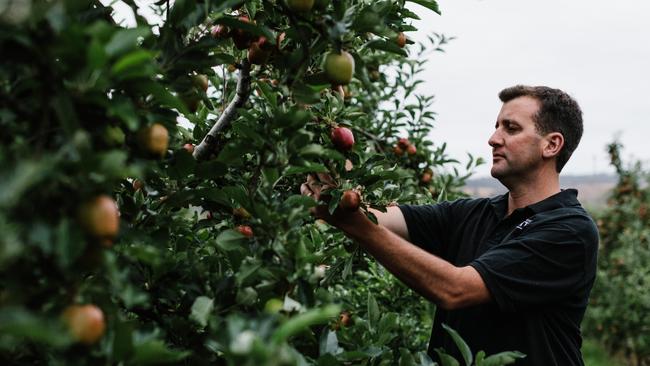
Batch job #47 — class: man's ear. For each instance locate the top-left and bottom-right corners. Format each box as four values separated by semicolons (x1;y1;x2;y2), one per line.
543;132;564;158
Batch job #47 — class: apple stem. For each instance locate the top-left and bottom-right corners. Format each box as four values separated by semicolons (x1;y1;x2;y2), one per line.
193;59;252;161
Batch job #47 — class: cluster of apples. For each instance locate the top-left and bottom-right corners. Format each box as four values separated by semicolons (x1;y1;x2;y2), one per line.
211;16;281;66
393;137;417;157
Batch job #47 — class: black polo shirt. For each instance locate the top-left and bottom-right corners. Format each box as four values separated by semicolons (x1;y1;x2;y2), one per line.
398;189;598;366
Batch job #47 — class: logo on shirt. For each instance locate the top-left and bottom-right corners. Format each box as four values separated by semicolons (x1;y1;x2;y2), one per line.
516;218;533;230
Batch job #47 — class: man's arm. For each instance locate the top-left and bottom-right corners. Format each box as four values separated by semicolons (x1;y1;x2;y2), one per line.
342;210;490;310
368;206;410;241
300;173;491;309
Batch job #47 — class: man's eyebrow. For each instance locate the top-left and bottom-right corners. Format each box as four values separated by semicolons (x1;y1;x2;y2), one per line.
495;118;518;128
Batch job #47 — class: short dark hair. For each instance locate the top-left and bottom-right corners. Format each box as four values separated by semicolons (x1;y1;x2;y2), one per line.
499;85;583;173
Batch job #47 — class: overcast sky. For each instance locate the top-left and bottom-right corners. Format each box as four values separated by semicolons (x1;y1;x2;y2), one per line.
408;0;650;178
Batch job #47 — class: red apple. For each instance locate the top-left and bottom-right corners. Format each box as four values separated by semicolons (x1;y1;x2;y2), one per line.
132;179;144;191
406;144;417;155
248;37;271;65
339;190;360;211
231;16;255;50
397;137;410;149
393;145;404;156
62;304;106;345
421;172;432;184
396;32;407;48
78;195;119;247
236;225;254;238
211;24;229;39
183;143;194;153
330;126;354;151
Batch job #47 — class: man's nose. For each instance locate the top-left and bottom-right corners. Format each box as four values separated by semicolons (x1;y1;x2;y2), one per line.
488;130;502;148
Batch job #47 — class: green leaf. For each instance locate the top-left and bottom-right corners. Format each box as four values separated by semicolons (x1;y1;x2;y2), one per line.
398;347;416;366
216;229;248;251
442;323;473;366
0;307;71;347
283;194;317;209
87;38;107;70
256;80;277;109
55;219;85;269
190;296;214;327
434;348;460;366
111;49;156;77
363;39;408;56
285;163;328;176
271;304;340;344
97;150;129;178
475;351;486;366
105;27;151;57
0;160;50;208
107;98;139;130
367;293;379;329
406;0;441;14
480;351;526;366
261;167;280;188
212;52;237;65
132;339;190;365
299;144;327;157
132;80;187;114
292;81;322;105
417;352;436;366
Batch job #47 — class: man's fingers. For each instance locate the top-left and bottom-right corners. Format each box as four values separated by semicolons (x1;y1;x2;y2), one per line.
300;183;313;197
316;172;337;186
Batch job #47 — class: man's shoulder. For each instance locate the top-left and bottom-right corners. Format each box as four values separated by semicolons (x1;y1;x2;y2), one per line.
529;203;599;247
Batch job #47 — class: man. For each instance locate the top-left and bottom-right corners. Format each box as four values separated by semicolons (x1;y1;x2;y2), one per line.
300;85;599;365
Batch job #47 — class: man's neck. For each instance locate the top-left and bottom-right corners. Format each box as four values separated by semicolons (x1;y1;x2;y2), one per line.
503;170;561;216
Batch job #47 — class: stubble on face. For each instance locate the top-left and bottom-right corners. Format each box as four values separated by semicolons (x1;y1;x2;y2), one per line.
489;96;544;183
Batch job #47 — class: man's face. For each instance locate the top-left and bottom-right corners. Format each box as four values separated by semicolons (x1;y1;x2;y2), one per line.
488;96;545;181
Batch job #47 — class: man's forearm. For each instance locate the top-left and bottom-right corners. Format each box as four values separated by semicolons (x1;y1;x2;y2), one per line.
340;214;489;309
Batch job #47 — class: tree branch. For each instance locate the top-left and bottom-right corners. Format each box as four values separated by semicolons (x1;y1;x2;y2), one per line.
193;59;252;161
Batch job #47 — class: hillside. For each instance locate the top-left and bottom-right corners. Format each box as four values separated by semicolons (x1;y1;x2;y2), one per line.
463;174;617;210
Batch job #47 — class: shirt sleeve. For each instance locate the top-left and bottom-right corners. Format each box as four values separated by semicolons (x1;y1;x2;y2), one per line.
397;201;452;256
469;217;598;312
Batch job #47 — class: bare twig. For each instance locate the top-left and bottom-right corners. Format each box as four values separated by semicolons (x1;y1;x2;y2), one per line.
193;59;252;161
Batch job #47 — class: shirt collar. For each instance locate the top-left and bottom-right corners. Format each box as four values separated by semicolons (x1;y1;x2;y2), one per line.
490;188;580;218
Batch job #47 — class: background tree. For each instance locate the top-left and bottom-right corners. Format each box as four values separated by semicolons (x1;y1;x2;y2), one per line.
584;142;650;366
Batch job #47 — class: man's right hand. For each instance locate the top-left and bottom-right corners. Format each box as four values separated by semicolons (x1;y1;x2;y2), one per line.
299;173;338;204
299;173;410;241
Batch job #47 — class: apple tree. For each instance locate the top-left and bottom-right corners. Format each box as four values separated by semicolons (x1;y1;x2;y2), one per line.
584;142;650;365
0;1;526;364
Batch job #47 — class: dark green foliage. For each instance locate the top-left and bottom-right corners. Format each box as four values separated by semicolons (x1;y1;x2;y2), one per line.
0;1;522;365
584;142;650;365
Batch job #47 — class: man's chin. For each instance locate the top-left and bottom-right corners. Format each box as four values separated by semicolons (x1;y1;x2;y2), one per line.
490;167;505;179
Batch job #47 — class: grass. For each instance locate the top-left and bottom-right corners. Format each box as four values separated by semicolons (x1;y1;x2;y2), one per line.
582;338;625;366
